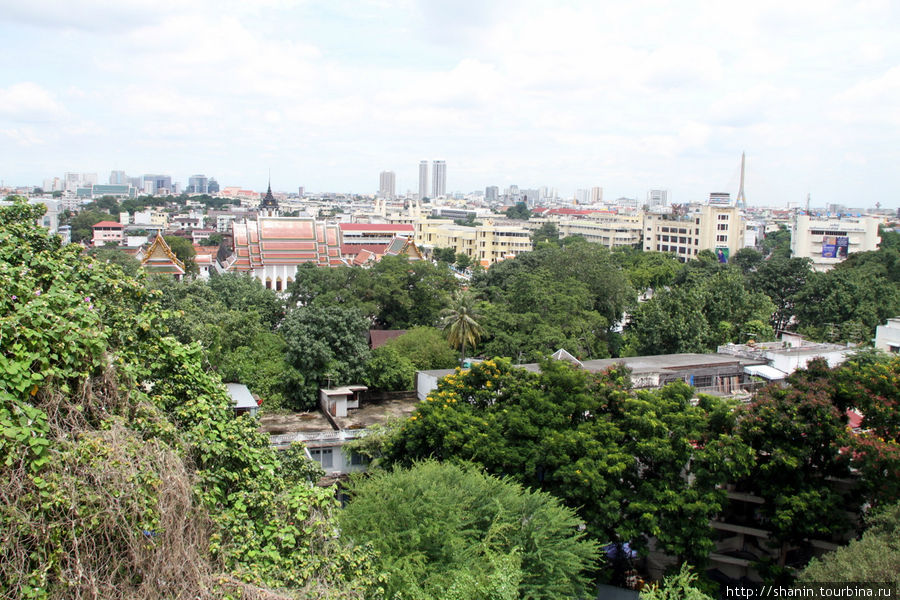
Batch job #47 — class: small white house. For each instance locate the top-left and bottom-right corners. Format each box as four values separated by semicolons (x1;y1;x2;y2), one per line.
226;383;259;418
319;385;367;418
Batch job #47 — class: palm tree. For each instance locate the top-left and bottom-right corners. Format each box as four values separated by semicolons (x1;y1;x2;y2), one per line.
441;290;484;365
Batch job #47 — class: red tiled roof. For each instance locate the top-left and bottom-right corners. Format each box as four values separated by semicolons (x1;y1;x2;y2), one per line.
847;409;863;430
93;221;125;228
339;223;415;232
369;329;408;349
340;243;389;256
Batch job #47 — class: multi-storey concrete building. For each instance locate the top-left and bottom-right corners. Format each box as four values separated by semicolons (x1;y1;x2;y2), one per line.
418;161;429;200
643;205;745;262
431;160;446;199
790;214;881;271
378;171;396;200
414;219;532;266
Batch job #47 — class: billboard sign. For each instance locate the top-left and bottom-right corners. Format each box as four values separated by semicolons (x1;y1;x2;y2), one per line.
822;236;849;258
715;247;730;263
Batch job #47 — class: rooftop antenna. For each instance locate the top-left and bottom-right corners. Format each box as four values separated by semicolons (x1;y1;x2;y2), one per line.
735;152;747;209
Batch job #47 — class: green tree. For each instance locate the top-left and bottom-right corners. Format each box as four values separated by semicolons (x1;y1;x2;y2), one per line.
364;345;417;391
504;202;531;220
641;564;714;600
731;247;765;274
68;209;108;243
88;247;142;276
432;247;457;263
612;247;684;293
442;290;484;363
479;268;610;361
746;256;813;332
735;362;856;569
531;222;560;246
279;441;326;484
383;326;458;370
454;252;472;270
200;233;224;246
799;502;900;588
163;235;198;275
761;226;792;258
340;460;598;600
793;268;900;342
281;304;371;408
387;359;749;568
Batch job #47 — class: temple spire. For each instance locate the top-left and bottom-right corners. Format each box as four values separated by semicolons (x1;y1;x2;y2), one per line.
260;171;279;216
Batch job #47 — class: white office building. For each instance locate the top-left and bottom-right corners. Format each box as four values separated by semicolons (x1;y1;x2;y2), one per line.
432;160;446;199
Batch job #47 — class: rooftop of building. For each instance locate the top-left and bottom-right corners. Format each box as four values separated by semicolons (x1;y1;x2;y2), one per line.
419;352;765;379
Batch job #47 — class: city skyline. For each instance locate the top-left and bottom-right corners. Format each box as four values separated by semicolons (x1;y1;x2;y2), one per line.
1;1;899;206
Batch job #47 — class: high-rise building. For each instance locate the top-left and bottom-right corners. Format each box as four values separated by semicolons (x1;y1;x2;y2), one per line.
590;187;603;204
188;174;209;194
185;175;209;194
485;186;499;203
432;160;446;199
142;174;173;196
109;170;126;185
418;161;429;200
647;189;668;208
379;171;396;200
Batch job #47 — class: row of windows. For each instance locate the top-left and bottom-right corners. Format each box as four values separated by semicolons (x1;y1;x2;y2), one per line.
657;244;699;255
660;226;689;234
809;230;849;236
309;448;369;468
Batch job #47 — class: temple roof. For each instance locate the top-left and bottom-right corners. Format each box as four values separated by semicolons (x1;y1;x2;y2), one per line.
260;181;278;209
228;216;344;270
141;233;186;276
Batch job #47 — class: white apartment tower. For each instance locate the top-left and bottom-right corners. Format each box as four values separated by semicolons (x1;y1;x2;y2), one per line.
418;161;429;200
648;190;668;208
432;160;446;199
379;171;396;200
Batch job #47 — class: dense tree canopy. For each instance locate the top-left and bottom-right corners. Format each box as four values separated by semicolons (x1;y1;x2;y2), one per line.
386;358;749;568
340;460;598;600
281;304;371;408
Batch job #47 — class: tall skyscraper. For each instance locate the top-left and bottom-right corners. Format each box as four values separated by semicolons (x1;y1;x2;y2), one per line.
432;160;446;199
485;186;499;203
590;187;603;204
379;171;396;199
109;170;126;185
188;174;209;194
418;161;429;200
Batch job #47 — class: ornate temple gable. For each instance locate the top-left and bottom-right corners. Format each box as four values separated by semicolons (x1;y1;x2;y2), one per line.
141;233;186;277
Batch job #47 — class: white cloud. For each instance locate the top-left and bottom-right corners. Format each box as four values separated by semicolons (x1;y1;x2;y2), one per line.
0;83;68;122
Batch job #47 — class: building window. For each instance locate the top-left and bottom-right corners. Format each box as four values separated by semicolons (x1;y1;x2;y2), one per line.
718;214;729;221
717;224;728;231
716;235;728;242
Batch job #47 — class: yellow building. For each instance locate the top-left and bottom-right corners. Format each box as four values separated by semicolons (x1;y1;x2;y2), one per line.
643;205;745;262
415;219;532;265
530;212;643;248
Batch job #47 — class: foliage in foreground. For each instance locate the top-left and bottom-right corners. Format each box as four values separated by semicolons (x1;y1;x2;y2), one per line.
0;199;380;599
799;502;900;587
639;564;713;600
339;460;598;600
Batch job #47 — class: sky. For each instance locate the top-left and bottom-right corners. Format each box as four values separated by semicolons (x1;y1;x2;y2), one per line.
1;0;899;207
